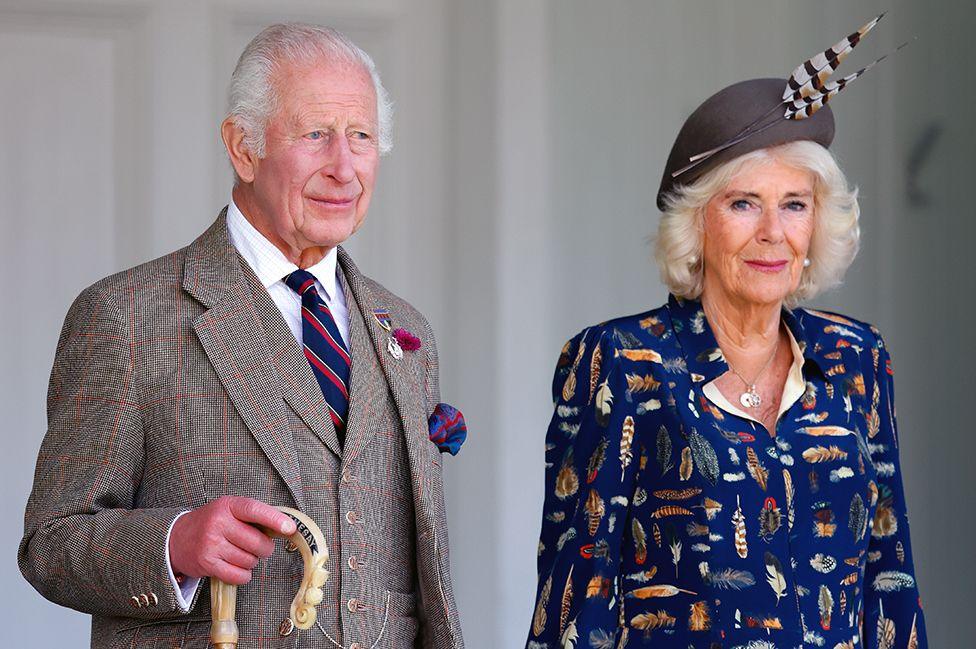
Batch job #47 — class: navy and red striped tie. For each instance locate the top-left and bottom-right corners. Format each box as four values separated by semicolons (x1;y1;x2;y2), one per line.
284;269;351;442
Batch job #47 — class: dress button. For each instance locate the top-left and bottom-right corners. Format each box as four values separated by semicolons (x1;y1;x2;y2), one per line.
347;556;359;570
345;511;358;525
347;598;359;612
129;596;141;609
284;539;299;553
279;617;294;636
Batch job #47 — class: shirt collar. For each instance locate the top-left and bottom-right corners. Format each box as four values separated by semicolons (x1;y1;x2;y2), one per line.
666;293;828;383
702;323;808;425
225;199;339;300
782;307;829;378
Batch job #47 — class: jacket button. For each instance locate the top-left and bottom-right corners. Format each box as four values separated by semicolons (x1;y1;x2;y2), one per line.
139;594;150;607
129;596;141;609
279;618;294;636
284;539;299;553
341;469;351;483
349;644;363;649
347;598;360;612
345;511;359;525
148;592;158;606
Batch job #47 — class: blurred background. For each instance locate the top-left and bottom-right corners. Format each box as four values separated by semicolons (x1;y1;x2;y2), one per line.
2;0;972;647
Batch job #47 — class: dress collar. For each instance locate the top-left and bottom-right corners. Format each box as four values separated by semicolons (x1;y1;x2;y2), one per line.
666;294;828;383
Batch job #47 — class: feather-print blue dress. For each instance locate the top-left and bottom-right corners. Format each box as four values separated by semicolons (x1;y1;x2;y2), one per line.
527;295;926;649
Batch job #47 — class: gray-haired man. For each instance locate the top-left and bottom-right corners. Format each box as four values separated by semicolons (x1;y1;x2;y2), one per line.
20;23;464;649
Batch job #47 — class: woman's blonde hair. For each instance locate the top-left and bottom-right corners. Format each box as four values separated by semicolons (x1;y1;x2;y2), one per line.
654;141;860;307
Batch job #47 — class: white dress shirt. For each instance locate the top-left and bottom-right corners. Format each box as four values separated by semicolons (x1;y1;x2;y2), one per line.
166;200;350;610
224;200;350;346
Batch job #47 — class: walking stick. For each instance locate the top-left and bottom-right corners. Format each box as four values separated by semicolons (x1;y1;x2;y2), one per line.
210;507;329;649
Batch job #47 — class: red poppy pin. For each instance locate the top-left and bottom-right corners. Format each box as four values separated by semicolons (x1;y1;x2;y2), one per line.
385;327;421;360
392;328;421;352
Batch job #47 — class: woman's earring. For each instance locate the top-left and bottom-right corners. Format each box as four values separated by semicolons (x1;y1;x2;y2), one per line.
803;258;811;268
688;255;698;266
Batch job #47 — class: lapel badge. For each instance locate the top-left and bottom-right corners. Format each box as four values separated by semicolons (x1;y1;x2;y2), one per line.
386;328;421;360
387;336;404;360
373;308;393;332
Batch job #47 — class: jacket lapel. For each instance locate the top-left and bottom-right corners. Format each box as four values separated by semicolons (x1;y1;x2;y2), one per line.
183;214;307;510
336;273;378;463
336;249;438;520
337;248;460;645
241;266;344;459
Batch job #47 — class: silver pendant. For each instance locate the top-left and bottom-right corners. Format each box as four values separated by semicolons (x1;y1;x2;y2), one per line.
387;336;403;360
740;385;761;409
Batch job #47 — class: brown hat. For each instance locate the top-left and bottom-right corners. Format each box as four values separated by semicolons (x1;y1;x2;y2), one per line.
656;77;835;211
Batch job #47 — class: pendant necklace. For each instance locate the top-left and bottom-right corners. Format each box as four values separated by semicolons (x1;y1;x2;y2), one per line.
727;338;779;409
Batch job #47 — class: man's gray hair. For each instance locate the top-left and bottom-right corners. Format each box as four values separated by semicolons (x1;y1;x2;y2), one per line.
228;23;393;158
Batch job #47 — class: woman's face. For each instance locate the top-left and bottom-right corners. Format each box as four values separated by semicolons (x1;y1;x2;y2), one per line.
701;158;816;309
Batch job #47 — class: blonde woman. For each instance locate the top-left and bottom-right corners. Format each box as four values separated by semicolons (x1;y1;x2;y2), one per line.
527;75;927;648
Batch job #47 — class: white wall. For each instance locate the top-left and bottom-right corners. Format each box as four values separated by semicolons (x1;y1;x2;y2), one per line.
1;11;131;644
2;1;972;648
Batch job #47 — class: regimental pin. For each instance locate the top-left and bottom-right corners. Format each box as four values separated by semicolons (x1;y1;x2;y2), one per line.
387;336;404;360
373;308;393;332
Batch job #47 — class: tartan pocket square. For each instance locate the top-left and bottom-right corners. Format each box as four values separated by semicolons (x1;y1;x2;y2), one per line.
428;403;467;455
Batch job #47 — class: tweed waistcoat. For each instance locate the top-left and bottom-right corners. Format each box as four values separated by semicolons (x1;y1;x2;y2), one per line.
247;265;420;648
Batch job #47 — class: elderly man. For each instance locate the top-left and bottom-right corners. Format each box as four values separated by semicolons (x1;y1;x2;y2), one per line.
20;24;464;649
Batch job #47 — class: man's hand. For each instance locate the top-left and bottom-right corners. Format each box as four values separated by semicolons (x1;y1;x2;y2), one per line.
169;496;297;585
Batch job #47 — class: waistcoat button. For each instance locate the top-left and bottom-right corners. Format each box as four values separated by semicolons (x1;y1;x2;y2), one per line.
279;618;294;636
345;510;359;525
350;643;363;649
347;597;360;612
347;556;359;570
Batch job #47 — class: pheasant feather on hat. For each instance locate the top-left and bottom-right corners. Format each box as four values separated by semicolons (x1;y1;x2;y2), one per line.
657;14;909;210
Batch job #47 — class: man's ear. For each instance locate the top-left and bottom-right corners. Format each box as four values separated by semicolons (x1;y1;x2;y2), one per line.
221;117;258;183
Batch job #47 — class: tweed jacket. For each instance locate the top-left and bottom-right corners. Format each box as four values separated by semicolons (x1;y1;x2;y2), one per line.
19;215;463;648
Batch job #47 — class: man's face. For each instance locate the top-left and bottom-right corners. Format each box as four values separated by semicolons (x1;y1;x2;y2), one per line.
246;59;380;259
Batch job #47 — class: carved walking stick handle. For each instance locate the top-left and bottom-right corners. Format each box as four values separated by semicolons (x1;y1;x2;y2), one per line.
210;506;330;649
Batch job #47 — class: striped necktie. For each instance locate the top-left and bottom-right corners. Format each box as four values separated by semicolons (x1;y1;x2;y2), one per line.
283;269;351;440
